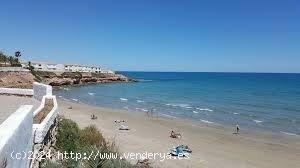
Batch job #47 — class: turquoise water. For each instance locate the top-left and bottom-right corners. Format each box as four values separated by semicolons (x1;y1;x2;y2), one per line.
55;72;300;135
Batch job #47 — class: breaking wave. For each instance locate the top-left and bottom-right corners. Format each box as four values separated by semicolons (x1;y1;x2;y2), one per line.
196;108;213;112
88;92;95;96
120;98;128;101
136;100;145;103
161;114;177;119
200;119;214;124
253;120;263;123
165;103;190;108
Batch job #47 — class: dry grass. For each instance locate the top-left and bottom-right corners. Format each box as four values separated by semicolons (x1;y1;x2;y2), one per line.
33;99;54;124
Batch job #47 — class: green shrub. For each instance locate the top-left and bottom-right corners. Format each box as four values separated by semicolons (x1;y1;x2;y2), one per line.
53;117;148;168
56;118;82;153
80;125;106;148
41;160;61;168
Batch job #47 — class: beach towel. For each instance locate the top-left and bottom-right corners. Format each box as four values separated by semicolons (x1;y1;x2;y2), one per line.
170;145;189;157
119;124;130;130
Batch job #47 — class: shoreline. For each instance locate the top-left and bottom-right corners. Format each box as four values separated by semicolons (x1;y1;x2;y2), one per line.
58;97;299;138
58;99;300;168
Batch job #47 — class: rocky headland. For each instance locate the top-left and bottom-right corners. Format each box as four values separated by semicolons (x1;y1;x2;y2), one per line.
0;70;132;88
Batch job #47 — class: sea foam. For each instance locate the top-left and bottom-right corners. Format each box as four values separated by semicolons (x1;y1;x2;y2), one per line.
161;114;177;119
135;108;148;112
253;120;263;123
200;119;214;124
120;98;128;101
196;108;213;112
88;92;95;96
280;131;298;136
166;103;190;108
136;100;145;103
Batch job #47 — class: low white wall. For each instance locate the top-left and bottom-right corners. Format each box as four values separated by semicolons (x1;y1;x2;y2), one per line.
0;88;33;96
0;82;52;98
33;82;52;101
0;67;29;72
33;95;59;144
0;105;33;168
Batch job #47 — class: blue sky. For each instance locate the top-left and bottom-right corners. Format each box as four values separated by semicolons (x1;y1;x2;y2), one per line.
0;0;299;72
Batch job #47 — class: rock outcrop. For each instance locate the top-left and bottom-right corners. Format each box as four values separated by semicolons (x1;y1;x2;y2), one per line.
0;71;131;88
42;72;129;86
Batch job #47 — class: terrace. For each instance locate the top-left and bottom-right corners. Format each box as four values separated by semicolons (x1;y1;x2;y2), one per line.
0;95;40;124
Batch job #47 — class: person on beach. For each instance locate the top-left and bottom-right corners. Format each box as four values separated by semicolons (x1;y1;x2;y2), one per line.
91;114;97;120
114;120;125;123
236;124;240;134
171;130;175;137
170;130;182;138
150;108;154;117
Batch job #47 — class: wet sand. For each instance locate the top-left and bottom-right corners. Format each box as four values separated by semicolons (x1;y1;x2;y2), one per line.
58;100;300;168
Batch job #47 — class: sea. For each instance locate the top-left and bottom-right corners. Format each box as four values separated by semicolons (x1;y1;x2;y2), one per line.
54;72;300;136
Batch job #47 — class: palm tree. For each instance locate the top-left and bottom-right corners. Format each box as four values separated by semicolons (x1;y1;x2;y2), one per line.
15;51;21;64
28;61;33;70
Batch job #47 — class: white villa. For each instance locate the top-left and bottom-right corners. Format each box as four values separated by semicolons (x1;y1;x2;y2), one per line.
21;61;115;74
25;62;65;72
64;64;102;73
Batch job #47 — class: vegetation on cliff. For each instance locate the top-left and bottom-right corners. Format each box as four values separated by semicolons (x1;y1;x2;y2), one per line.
0;51;22;67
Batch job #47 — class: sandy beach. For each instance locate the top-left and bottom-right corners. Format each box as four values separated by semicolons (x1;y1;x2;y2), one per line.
58;100;300;168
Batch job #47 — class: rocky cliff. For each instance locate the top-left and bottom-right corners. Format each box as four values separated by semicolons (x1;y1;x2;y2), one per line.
0;71;131;88
42;72;129;86
0;71;35;88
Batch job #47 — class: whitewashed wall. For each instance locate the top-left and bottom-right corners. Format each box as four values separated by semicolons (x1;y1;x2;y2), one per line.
0;82;58;167
33;95;59;143
33;82;52;101
0;88;33;96
0;67;29;72
0;105;33;168
0;82;52;98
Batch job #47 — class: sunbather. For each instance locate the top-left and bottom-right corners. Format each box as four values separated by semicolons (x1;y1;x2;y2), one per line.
114;120;125;123
91;114;97;120
170;130;182;138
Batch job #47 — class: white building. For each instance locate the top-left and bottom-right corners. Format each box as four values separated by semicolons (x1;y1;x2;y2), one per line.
21;61;114;74
31;62;65;72
64;64;102;73
21;61;65;72
101;69;115;74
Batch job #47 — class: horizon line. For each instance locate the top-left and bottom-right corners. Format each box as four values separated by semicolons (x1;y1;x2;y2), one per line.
116;70;300;74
